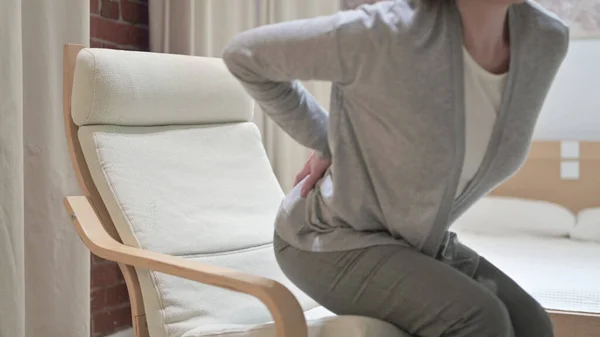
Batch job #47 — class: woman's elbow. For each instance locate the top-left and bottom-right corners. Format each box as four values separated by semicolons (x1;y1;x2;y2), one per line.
222;35;243;63
222;35;255;78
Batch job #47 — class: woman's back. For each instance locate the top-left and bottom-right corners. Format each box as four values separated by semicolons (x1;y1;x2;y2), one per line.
223;0;569;256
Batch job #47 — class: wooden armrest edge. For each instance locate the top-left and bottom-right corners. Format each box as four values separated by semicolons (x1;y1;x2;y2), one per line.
64;195;308;337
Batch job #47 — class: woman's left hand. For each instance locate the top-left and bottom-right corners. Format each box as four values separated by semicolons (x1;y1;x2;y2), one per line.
294;151;332;197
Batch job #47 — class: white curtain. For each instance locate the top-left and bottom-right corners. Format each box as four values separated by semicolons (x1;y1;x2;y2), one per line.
0;1;90;336
149;0;340;192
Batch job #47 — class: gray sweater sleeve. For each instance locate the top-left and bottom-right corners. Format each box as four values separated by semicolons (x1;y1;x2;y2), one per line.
222;10;369;158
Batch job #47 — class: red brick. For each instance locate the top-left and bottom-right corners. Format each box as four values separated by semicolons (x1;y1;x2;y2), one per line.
91;0;100;14
91;262;120;289
91;289;106;313
92;306;132;335
121;0;148;25
91;16;149;49
101;0;120;20
106;284;130;306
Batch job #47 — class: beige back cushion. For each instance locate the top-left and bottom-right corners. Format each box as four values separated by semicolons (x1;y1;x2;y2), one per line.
72;49;319;337
71;48;253;126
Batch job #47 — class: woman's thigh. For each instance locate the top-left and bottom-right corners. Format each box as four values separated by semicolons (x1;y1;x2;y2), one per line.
274;234;513;337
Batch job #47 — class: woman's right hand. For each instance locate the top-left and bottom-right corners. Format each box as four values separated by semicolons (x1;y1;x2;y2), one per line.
294;151;332;197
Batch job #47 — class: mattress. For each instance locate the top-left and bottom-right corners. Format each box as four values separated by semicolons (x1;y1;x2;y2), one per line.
457;233;600;314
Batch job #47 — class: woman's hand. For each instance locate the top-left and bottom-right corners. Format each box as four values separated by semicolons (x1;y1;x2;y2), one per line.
294;151;332;197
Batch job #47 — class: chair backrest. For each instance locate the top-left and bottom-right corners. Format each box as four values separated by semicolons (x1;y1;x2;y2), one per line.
65;46;319;337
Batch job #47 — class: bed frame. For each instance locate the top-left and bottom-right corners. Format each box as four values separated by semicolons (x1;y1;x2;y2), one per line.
490;141;600;337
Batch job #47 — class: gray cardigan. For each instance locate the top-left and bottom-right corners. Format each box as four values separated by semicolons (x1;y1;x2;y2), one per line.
223;0;569;257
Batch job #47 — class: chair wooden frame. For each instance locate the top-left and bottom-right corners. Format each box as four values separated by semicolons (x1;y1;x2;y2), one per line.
63;44;600;337
62;44;307;337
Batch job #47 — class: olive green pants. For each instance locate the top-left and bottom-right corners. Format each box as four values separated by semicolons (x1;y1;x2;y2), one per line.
274;233;553;337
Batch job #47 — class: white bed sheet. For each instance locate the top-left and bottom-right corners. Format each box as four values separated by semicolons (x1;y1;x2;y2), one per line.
457;233;600;314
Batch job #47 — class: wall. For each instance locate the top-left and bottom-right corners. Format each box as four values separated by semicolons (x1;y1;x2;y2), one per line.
89;1;148;336
537;0;600;39
534;39;600;140
534;0;600;140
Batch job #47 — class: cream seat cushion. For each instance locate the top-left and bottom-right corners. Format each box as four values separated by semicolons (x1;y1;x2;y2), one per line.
79;124;307;336
184;314;406;337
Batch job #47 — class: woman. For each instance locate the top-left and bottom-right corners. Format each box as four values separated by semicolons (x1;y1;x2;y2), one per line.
223;0;569;336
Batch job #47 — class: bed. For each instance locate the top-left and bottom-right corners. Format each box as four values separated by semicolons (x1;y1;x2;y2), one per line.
451;141;600;337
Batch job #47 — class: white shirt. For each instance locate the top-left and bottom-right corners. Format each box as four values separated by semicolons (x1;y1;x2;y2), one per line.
456;47;508;197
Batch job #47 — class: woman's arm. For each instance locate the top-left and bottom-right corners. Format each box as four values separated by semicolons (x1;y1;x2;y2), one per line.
222;10;371;158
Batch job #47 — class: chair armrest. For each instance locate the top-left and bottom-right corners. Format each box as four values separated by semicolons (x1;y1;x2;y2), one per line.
64;196;308;337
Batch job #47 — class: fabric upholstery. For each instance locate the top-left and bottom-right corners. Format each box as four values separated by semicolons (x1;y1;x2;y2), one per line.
78;124;319;337
71;48;253;126
78;124;282;255
183;315;409;337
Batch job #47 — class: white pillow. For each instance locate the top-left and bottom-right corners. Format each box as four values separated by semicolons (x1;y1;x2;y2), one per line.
452;196;575;237
571;208;600;243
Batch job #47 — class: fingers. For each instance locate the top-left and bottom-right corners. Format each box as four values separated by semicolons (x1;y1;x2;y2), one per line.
300;166;327;197
294;164;310;187
294;152;315;186
300;154;330;197
300;174;319;198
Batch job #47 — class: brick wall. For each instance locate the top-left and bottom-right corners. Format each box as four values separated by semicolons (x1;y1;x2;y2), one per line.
91;0;149;50
89;1;149;335
90;256;133;336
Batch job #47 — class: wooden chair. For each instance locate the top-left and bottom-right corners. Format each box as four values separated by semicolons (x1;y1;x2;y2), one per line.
62;44;412;337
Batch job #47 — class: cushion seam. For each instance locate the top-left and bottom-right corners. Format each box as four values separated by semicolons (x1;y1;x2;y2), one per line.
83;49;98;125
176;242;273;259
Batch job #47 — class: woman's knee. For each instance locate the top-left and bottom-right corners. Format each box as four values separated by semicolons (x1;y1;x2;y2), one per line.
521;301;554;337
475;258;554;337
450;292;513;337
